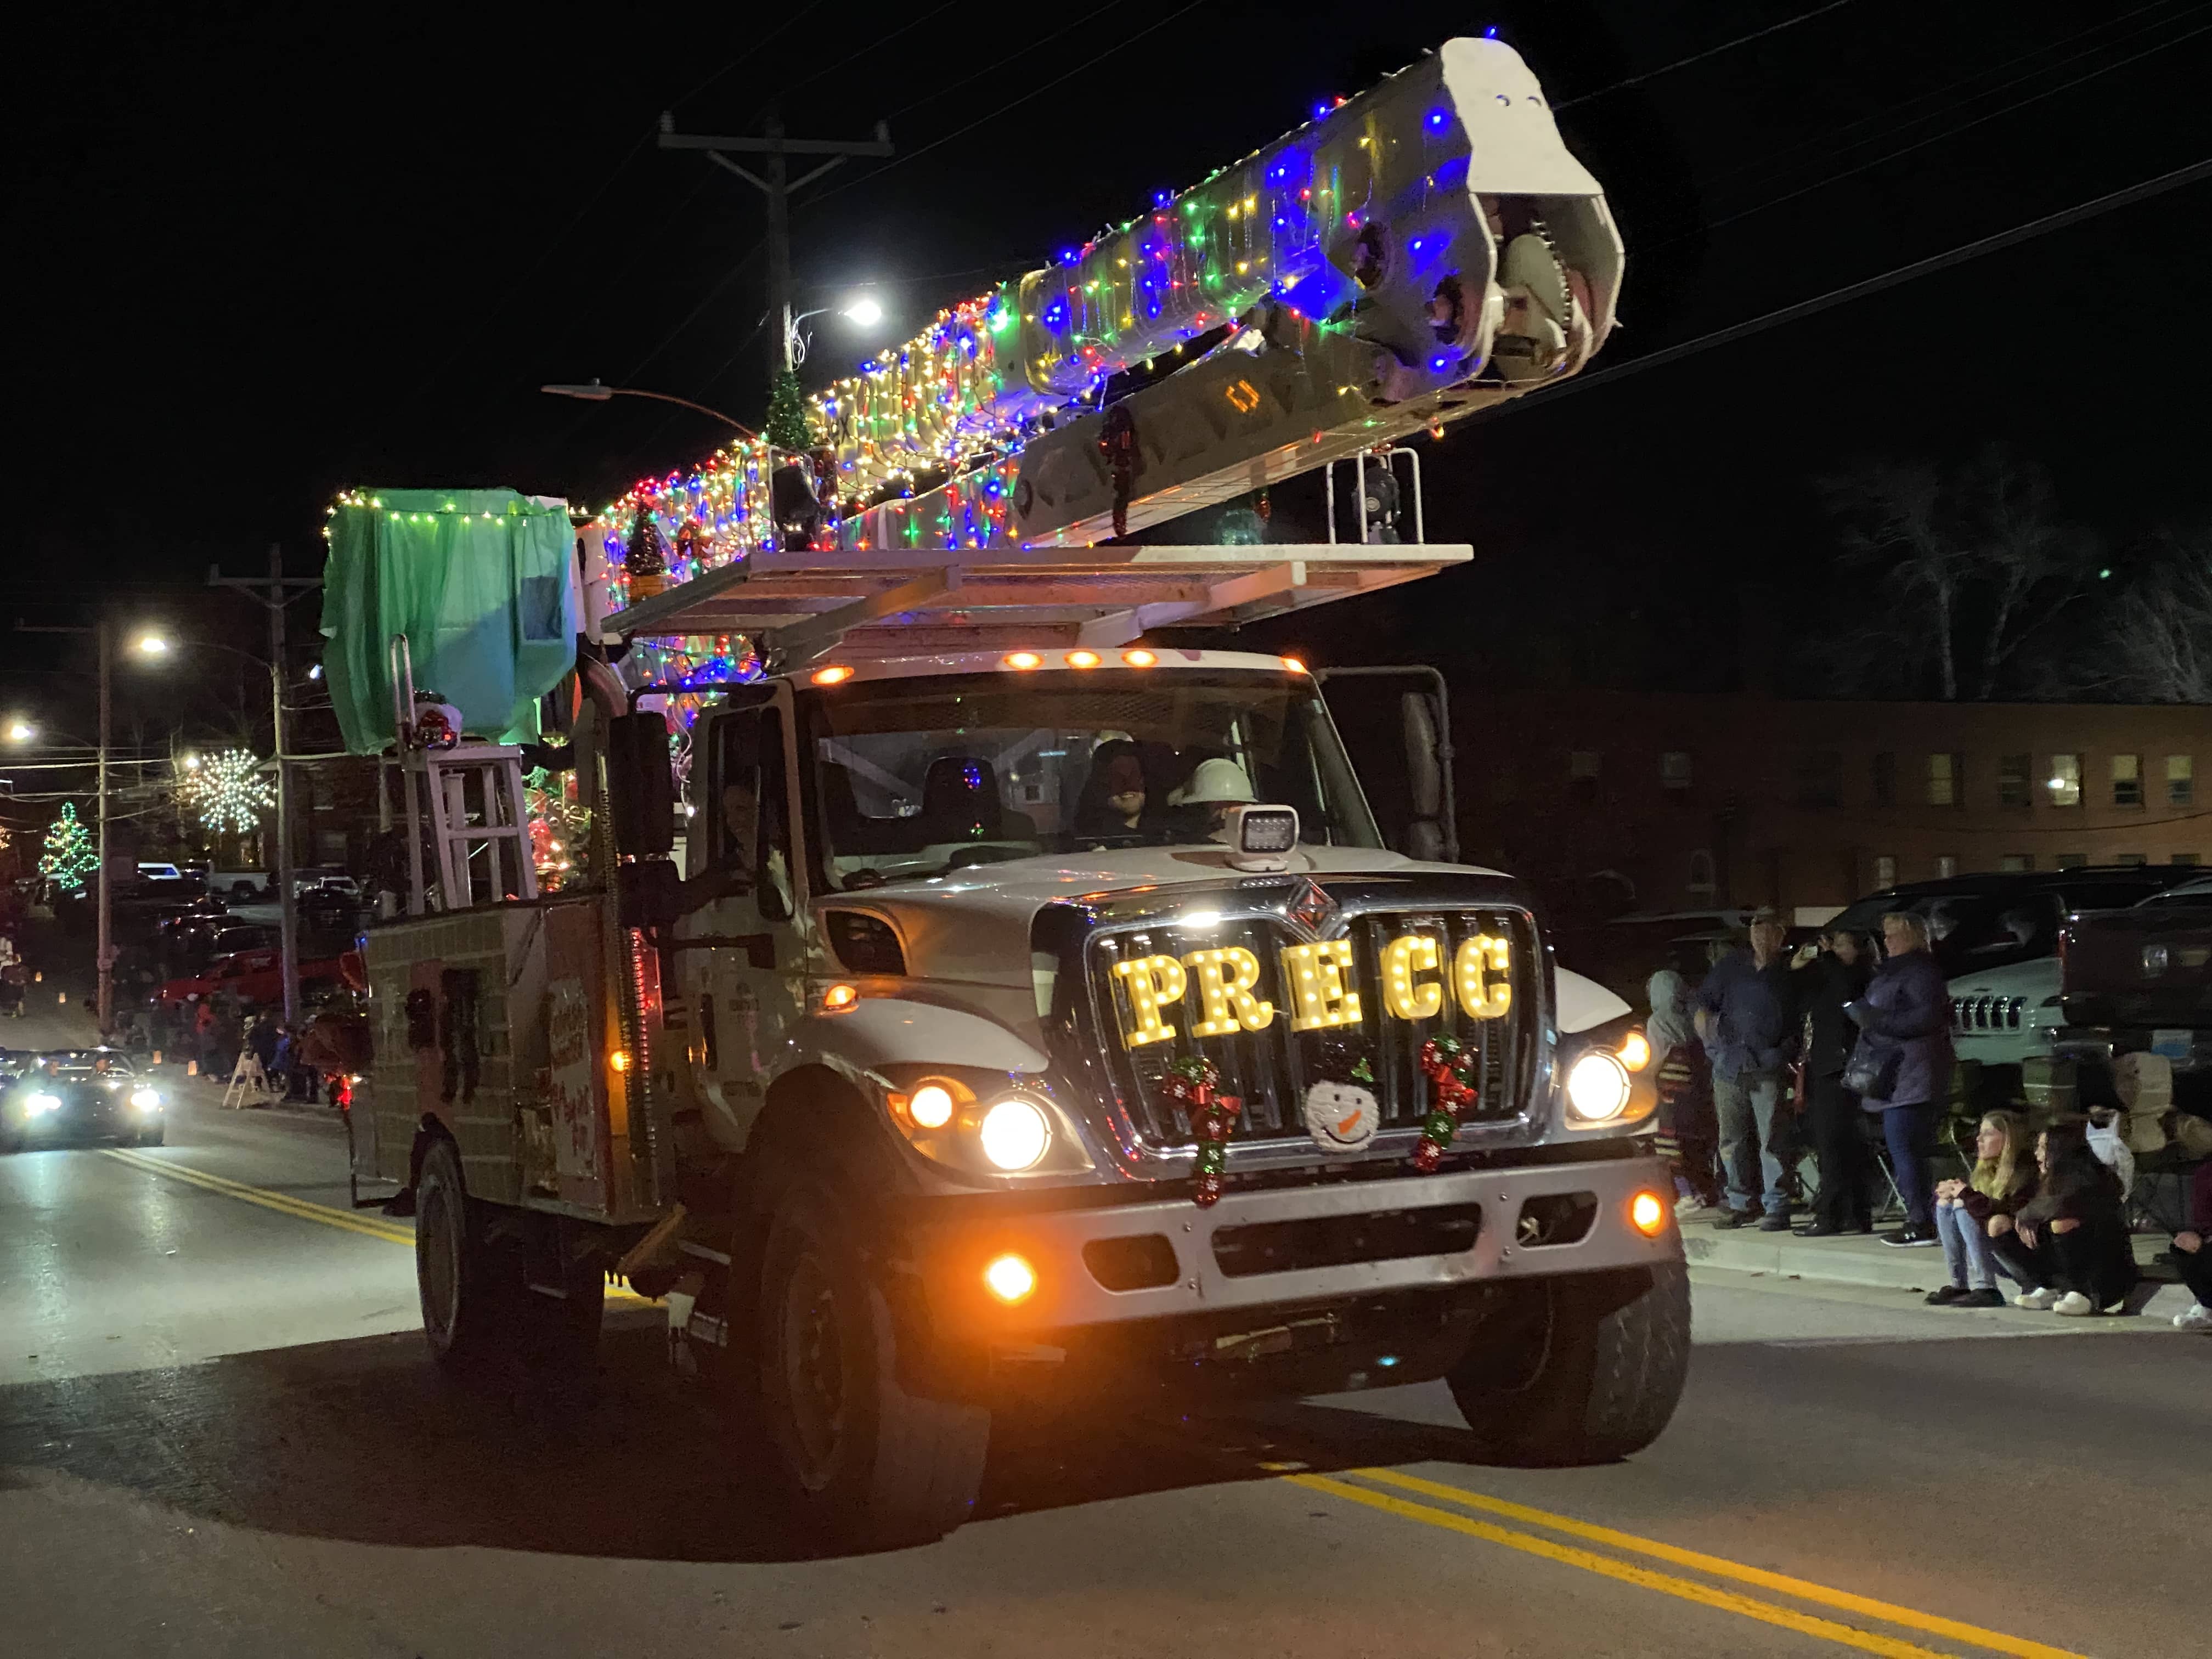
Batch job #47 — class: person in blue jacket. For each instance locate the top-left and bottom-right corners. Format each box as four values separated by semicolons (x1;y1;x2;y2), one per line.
1694;907;1802;1231
1846;911;1956;1248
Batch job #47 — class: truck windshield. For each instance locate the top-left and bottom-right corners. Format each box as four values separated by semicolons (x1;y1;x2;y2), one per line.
797;668;1381;889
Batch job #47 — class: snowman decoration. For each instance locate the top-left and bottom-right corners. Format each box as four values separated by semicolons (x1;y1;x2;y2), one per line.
1301;1080;1380;1155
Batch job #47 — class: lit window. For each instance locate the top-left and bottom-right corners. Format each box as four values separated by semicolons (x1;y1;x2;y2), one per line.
1998;754;2032;809
2168;754;2195;808
1925;753;1962;808
1935;855;1958;878
2112;753;2142;808
1660;751;1691;790
2114;852;2147;867
2000;854;2033;872
2046;754;2082;807
1874;855;1898;889
2055;852;2087;870
2174;852;2202;867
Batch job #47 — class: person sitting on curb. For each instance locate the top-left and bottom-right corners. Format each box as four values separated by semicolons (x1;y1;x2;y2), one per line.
1925;1111;2036;1308
1994;1121;2138;1316
2168;1157;2212;1334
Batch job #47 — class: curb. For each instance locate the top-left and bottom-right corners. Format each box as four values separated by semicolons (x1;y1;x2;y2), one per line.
1683;1228;2200;1322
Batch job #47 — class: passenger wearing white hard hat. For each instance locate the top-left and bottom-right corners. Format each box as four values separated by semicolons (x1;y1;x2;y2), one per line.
1167;756;1256;841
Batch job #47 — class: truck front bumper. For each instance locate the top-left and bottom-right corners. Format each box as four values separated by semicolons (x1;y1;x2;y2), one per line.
910;1151;1678;1334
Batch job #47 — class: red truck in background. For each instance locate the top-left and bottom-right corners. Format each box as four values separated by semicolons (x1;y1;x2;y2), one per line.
2058;874;2212;1105
157;945;366;1010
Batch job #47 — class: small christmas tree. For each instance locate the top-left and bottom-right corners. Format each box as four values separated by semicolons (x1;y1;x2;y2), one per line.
765;366;812;451
40;801;98;891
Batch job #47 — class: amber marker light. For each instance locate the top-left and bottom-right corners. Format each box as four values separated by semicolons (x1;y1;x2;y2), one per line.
609;1049;630;1073
1280;656;1308;674
1004;651;1043;670
1630;1189;1667;1237
983;1252;1038;1305
1618;1029;1652;1072
811;664;853;686
1065;650;1101;669
820;983;860;1013
1121;648;1157;667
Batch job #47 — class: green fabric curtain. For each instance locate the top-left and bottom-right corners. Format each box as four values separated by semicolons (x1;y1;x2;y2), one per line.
321;488;577;755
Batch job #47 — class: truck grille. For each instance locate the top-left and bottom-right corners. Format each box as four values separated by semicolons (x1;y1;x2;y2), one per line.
1087;908;1539;1151
1951;995;2024;1033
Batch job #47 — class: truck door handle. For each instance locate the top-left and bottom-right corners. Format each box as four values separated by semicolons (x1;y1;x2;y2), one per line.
670;934;777;970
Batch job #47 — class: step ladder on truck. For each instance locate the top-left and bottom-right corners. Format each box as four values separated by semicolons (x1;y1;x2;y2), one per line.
348;35;1685;1551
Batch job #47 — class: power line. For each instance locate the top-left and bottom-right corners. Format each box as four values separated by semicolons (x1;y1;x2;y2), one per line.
1553;1;1861;110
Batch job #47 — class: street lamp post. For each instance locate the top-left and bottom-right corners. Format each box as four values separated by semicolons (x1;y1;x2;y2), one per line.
539;382;755;434
97;618;112;1035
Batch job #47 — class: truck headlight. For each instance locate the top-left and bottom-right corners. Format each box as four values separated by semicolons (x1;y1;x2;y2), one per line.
1564;1050;1632;1122
979;1095;1052;1171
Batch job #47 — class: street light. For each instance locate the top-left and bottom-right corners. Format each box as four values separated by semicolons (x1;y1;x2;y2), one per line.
786;293;888;365
136;633;171;657
5;720;35;743
539;381;757;436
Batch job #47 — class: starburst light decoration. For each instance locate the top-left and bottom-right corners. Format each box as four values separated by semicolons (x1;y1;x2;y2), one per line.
180;749;278;834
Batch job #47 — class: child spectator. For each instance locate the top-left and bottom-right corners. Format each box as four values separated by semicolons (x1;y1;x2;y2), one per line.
1996;1121;2138;1316
1925;1111;2035;1308
1647;969;1721;1211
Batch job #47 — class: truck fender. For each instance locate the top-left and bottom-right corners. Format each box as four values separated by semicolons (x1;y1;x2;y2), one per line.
786;996;1050;1081
1555;967;1631;1036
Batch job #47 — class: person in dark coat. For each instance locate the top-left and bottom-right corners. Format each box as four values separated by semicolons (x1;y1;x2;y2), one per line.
1790;928;1874;1237
1694;907;1801;1231
1994;1121;2138;1314
1845;911;1955;1247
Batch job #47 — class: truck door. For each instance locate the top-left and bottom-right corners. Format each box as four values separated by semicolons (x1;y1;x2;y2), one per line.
675;691;806;1144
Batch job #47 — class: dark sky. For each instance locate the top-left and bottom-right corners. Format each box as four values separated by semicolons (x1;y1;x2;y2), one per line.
10;0;2211;737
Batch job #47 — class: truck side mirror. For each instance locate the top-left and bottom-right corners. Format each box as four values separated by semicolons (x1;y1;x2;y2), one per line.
1401;691;1446;864
605;713;675;858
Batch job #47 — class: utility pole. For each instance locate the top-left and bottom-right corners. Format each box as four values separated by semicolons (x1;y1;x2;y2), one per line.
97;618;112;1036
657;114;892;395
211;547;320;1027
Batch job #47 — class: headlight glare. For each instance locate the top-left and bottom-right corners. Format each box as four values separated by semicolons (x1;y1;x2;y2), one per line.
27;1092;62;1115
1564;1050;1632;1122
131;1088;162;1111
978;1095;1052;1171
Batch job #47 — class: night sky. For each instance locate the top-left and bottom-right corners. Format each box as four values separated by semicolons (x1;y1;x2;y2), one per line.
10;0;2211;741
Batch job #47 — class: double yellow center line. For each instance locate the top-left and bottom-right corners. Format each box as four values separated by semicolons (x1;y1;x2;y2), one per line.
1283;1467;2086;1658
104;1145;415;1244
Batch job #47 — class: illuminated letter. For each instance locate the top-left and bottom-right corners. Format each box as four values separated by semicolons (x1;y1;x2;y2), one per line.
1380;934;1443;1021
1280;939;1364;1031
1112;954;1187;1046
1183;946;1275;1036
1453;933;1513;1020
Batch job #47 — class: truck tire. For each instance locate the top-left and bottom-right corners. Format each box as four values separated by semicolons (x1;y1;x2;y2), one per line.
136;1123;165;1147
1446;1263;1690;1466
415;1137;525;1368
755;1181;990;1549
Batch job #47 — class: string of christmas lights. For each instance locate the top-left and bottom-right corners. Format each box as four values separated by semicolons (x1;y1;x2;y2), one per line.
178;749;277;834
39;802;97;889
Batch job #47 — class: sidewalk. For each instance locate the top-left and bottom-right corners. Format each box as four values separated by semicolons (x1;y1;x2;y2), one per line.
1680;1207;2199;1321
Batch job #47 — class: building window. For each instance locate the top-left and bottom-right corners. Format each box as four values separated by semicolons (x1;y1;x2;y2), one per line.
2169;754;2196;807
2174;853;2202;866
1568;750;1600;781
1660;751;1692;791
314;830;349;866
1925;752;1962;808
2000;854;2033;872
1794;749;1842;808
311;773;336;811
1687;849;1716;897
2112;753;2143;808
1935;855;1959;878
2113;853;2147;867
2046;753;2082;807
1998;754;2032;809
1872;752;1896;808
1873;854;1898;889
2055;852;2087;870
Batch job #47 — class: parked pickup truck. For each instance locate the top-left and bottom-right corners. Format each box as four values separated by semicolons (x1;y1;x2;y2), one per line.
2058;875;2212;1100
157;945;365;1009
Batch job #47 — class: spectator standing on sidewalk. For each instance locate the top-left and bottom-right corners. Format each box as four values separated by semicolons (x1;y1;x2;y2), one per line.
1791;928;1874;1237
1647;969;1722;1211
1846;911;1954;1248
1695;906;1801;1232
1926;1111;2036;1307
2165;1158;2212;1333
1999;1122;2138;1315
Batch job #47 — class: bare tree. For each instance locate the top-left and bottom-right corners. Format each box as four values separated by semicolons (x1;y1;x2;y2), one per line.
1822;460;1965;698
2096;534;2212;703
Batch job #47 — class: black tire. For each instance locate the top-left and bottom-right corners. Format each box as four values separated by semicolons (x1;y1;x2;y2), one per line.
137;1123;165;1147
1447;1263;1691;1466
755;1181;990;1550
414;1137;526;1368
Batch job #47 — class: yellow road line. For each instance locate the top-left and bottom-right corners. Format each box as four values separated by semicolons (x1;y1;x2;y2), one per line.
1348;1468;2086;1659
104;1147;416;1243
1289;1472;1957;1658
103;1146;647;1303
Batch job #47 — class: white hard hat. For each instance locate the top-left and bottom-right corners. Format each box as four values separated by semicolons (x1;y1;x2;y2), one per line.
1171;757;1256;806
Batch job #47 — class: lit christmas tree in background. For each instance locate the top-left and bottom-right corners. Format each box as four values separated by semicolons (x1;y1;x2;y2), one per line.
40;802;97;890
764;367;812;452
178;749;277;834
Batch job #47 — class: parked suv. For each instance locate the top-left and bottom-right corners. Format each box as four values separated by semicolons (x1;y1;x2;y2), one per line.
1825;866;2205;1099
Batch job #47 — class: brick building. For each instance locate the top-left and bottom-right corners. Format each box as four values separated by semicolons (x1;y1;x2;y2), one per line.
1453;692;2209;916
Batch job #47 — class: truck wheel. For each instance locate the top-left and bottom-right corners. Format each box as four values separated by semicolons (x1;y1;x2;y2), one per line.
1447;1263;1690;1466
136;1123;165;1147
755;1182;990;1549
415;1137;524;1368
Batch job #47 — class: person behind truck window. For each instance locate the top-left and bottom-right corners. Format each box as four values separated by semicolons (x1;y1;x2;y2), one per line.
1647;969;1721;1211
1997;1121;2138;1314
1846;911;1954;1249
1792;928;1875;1237
1073;741;1153;840
1926;1111;2036;1307
2168;1159;2212;1332
1165;755;1256;842
1694;906;1800;1232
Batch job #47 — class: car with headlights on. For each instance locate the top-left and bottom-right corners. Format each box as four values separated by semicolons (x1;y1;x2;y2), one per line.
0;1050;167;1153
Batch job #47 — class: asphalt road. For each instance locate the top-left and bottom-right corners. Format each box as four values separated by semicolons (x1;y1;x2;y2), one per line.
2;1075;2205;1659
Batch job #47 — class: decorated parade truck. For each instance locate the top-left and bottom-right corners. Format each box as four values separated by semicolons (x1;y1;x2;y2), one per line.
343;36;1688;1548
